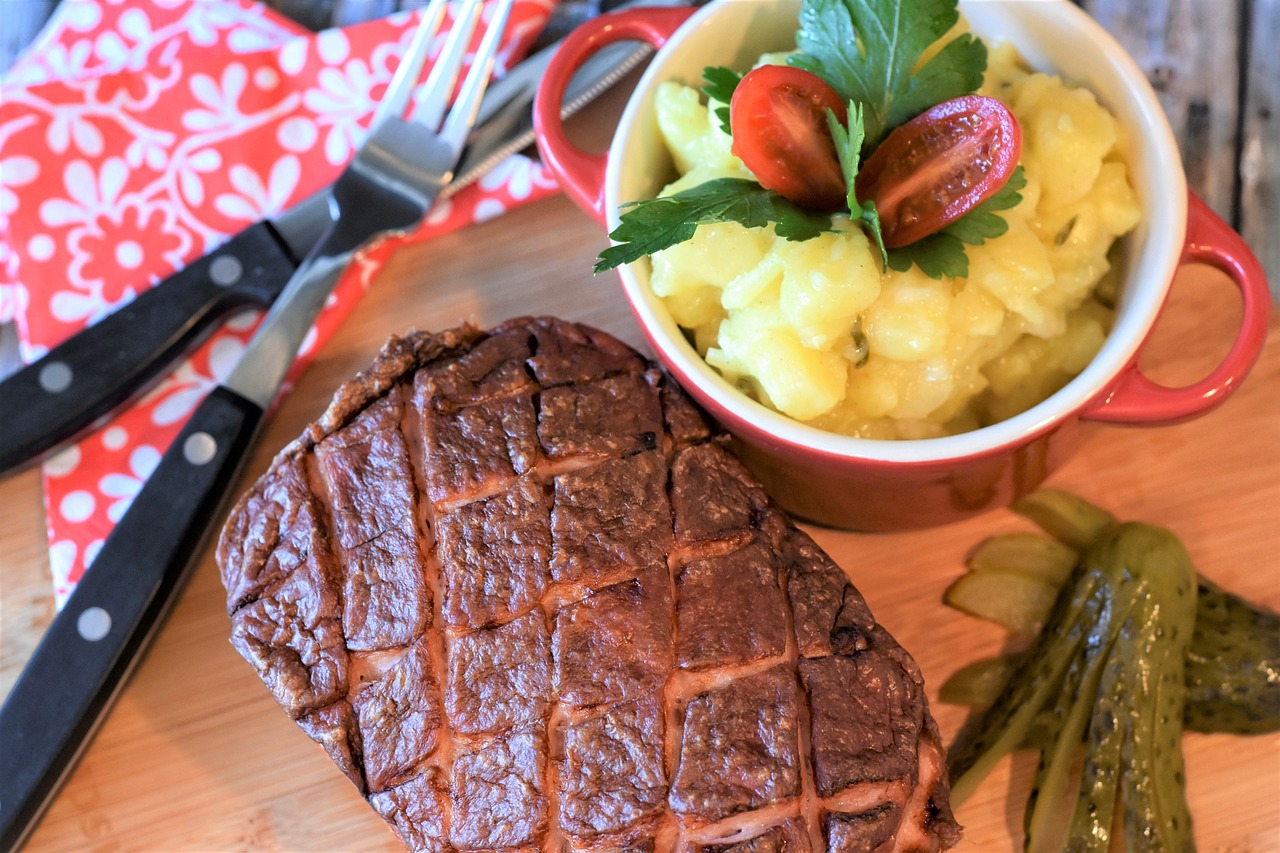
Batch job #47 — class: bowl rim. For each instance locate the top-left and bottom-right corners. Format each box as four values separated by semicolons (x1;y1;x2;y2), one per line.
605;0;1188;464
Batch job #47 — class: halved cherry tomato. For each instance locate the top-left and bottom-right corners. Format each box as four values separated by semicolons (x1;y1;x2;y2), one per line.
729;64;848;211
855;95;1022;248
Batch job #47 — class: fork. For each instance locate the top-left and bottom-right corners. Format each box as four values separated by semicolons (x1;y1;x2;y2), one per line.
0;2;515;847
228;0;517;408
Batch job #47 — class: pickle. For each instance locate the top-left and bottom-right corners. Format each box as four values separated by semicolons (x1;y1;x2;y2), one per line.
1184;578;1280;734
946;523;1198;851
1023;616;1116;853
947;491;1280;737
939;656;1018;707
1101;526;1196;853
1011;488;1117;550
966;531;1080;584
1069;645;1127;852
943;569;1060;637
947;566;1105;805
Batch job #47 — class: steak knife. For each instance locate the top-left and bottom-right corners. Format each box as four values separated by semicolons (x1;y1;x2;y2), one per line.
0;0;668;477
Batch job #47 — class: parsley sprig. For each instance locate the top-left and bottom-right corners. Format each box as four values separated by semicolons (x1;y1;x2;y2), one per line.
594;179;831;273
790;0;987;149
596;88;885;273
595;0;1016;279
701;66;742;136
828;100;886;266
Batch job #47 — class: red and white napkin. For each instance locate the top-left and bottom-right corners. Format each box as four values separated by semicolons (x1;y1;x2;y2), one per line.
0;0;563;605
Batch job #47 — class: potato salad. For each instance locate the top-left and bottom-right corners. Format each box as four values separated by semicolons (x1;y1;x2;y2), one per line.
646;43;1141;439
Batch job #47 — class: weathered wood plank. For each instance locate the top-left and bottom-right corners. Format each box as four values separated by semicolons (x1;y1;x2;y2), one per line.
1077;0;1242;221
1240;0;1280;299
1081;0;1277;299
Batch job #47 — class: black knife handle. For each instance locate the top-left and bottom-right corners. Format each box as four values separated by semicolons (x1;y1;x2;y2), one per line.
0;385;264;851
0;221;297;476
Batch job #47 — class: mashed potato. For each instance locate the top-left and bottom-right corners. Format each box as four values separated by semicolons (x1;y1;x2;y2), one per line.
647;43;1141;438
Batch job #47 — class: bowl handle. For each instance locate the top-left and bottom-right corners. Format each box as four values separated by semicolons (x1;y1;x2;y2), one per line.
534;6;697;226
1082;191;1272;425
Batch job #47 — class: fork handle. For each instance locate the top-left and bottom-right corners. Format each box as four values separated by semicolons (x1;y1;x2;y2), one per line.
0;385;264;850
0;221;297;476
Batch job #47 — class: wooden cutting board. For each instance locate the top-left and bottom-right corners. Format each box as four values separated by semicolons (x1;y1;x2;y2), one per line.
1;190;1277;851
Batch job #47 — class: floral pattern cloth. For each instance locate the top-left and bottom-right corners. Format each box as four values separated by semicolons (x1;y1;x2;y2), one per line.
0;0;562;604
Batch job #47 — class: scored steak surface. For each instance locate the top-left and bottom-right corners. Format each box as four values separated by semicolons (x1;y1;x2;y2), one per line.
217;317;961;852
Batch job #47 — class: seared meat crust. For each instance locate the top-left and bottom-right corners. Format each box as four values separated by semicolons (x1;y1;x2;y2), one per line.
217;318;960;852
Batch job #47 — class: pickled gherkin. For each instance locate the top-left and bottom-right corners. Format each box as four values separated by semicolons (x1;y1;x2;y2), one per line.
946;522;1198;851
942;491;1280;737
1010;488;1116;550
1184;578;1280;734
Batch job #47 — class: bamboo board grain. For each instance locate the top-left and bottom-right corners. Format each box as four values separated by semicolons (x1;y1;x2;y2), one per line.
0;188;1277;851
1079;0;1241;217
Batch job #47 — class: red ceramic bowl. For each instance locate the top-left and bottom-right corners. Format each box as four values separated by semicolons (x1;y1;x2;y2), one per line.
534;0;1271;531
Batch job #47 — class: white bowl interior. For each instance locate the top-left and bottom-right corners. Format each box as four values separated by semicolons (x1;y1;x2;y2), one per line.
607;0;1186;463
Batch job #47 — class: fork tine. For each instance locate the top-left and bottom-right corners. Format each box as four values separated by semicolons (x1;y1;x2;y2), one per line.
438;0;517;152
371;0;449;131
414;0;486;131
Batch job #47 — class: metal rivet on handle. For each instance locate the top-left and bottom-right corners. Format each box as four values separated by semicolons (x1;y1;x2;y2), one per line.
183;432;218;466
77;606;112;642
209;255;243;286
39;361;73;393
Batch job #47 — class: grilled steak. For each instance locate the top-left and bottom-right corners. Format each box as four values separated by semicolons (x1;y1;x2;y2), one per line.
217;317;961;852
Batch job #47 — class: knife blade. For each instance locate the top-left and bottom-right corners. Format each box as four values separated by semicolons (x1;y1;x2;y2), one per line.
0;0;675;478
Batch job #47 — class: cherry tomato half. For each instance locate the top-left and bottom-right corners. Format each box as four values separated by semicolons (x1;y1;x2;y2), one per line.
730;64;848;211
855;95;1022;248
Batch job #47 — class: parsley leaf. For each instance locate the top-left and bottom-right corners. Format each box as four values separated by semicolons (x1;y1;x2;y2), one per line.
886;166;1027;278
945;165;1027;243
827;101;887;266
790;0;986;146
702;66;743;136
595;178;833;273
828;102;865;211
886;232;969;279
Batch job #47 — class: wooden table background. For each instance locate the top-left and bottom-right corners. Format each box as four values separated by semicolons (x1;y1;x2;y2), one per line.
2;1;1278;851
